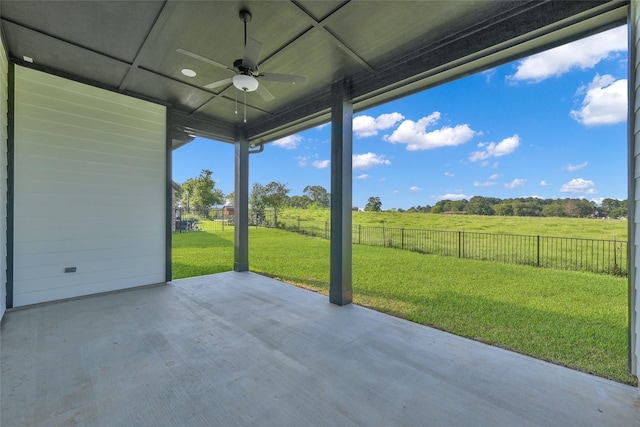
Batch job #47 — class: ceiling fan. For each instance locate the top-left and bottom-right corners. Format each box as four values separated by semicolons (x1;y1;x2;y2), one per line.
177;9;307;122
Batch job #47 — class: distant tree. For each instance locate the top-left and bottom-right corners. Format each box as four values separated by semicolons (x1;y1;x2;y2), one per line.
610;206;628;219
466;196;495;215
289;195;312;209
448;200;468;213
365;196;382;212
407;205;431;213
225;191;235;206
263;181;291;224
180;169;224;212
575;199;596;218
601;198;627;218
434;199;467;213
542;202;566;217
493;203;514;216
512;198;543;217
250;183;268;225
303;185;330;208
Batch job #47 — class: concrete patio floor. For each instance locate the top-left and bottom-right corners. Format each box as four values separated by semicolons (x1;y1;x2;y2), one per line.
1;271;639;426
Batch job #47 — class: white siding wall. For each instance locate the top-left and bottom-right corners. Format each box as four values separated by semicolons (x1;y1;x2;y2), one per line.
631;1;640;377
13;66;166;306
0;43;8;318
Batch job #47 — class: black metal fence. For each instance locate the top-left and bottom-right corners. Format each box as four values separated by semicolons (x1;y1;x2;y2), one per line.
277;216;627;276
173;209;627;276
173;207;234;233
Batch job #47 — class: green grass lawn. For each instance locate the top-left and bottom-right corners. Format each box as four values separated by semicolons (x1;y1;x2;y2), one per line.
172;228;635;385
281;208;628;241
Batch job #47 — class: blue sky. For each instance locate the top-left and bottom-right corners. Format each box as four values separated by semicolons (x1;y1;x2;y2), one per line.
173;25;628;210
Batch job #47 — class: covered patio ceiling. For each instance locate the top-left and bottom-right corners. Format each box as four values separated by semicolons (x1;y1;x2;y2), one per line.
0;0;628;147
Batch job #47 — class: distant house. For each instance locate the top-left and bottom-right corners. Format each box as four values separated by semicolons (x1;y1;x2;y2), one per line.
223;206;235;216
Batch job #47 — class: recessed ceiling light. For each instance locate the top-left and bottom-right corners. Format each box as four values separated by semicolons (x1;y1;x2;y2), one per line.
23;56;33;63
181;68;196;78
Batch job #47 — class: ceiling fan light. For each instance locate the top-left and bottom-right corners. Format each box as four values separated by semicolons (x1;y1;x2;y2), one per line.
233;74;259;92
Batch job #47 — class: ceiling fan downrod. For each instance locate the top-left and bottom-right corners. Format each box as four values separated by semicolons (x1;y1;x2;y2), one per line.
239;9;252;48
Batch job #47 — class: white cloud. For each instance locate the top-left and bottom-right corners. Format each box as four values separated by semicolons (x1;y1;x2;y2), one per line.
352;152;391;170
469;135;520;162
433;193;468;201
272;134;302;149
410;186;421;191
473;181;497;187
357;174;369;180
296;156;309;167
488;173;502;180
379;177;386;182
384;112;476;151
591;197;605;205
312;159;330;169
444;172;454;177
540;180;549;186
570;74;627;126
564;161;588;171
505;178;526;189
560;178;595;193
508;25;627;82
353;112;404;138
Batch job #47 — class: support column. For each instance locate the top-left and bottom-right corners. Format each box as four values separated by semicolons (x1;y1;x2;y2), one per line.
330;80;353;306
234;128;249;272
629;2;639;377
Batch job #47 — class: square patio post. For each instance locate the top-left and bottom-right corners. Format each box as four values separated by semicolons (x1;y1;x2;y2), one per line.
330;80;353;306
234;128;249;272
629;1;639;378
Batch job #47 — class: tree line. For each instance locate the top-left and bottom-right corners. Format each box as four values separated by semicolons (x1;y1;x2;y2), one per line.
402;196;627;219
175;170;627;220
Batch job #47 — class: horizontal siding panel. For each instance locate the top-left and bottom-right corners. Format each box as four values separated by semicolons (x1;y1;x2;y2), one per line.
13;226;164;247
14;247;164;268
15;119;165;154
13;66;166;306
18;67;165;124
15;101;165;144
14;147;163;176
13;235;164;256
13;273;165;307
15;254;164;283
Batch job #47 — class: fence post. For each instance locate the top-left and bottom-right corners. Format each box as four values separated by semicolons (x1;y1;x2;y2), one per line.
359;224;362;245
383;224;386;248
325;221;328;240
613;236;617;273
402;228;405;250
537;235;540;267
458;231;462;258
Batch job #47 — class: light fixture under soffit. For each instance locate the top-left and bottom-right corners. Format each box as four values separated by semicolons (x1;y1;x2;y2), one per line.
181;68;196;77
233;74;258;92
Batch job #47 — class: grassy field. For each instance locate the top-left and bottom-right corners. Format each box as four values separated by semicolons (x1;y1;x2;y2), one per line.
172;228;635;385
281;208;628;241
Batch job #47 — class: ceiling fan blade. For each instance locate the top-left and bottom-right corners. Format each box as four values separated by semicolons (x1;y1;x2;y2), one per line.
176;48;233;72
204;77;233;89
259;73;308;85
255;84;275;102
242;38;262;70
